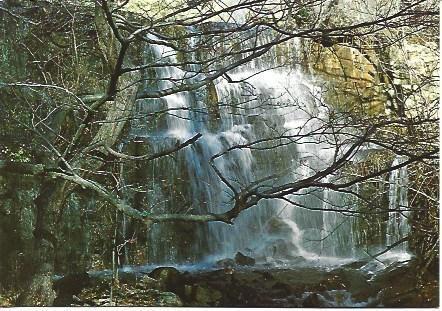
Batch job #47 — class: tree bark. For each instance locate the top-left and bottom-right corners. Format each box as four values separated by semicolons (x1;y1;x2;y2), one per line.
17;180;68;306
16;4;140;304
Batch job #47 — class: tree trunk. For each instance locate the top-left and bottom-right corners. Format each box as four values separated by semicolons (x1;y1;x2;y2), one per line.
17;180;68;306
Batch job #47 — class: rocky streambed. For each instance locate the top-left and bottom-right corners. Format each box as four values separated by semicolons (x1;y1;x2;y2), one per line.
49;255;437;308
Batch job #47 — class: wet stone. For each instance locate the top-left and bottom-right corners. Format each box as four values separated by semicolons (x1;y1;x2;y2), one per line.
216;258;235;268
234;252;255;266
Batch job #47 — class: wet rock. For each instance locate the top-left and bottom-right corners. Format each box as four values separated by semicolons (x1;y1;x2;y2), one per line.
265;239;293;258
234;252;255;266
370;261;411;286
290;255;308;265
75;261;436;307
286;294;303;307
148;267;184;297
332;268;372;300
371;261;438;307
301;292;334;307
302;293;321;307
148;267;180;281
216;258;235;268
266;218;291;234
341;259;369;270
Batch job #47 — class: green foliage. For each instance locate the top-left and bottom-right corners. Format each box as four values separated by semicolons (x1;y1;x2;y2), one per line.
0;146;31;163
294;7;312;25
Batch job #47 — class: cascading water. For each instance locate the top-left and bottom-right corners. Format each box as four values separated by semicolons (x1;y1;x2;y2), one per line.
386;155;410;251
206;67;327;262
125;26;411;266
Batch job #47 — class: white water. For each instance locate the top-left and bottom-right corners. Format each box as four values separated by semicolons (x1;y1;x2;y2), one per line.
386;155;410;250
126;27;410;266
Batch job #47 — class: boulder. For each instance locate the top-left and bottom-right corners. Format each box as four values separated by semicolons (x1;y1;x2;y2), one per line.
331;268;372;299
148;267;184;297
370;261;438;307
234;252;255;266
302;293;322;307
149;267;180;280
216;258;235;268
341;260;369;270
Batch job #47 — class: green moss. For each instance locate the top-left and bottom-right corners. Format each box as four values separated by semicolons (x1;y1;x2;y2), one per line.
176;50;186;64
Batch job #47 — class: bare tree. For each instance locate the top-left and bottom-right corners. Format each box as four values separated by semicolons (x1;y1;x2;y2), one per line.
0;0;438;305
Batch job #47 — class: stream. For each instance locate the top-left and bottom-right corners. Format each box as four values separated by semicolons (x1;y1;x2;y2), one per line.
53;250;438;307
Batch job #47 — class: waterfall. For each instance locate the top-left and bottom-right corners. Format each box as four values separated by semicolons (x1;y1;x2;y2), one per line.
124;25;398;266
386;156;410;251
149;40;193;139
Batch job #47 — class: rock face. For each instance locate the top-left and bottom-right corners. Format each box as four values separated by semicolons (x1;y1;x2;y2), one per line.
0;3;142;295
0;174;38;290
386;37;438;117
300;0;438;119
306;31;438;119
308;42;386;115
